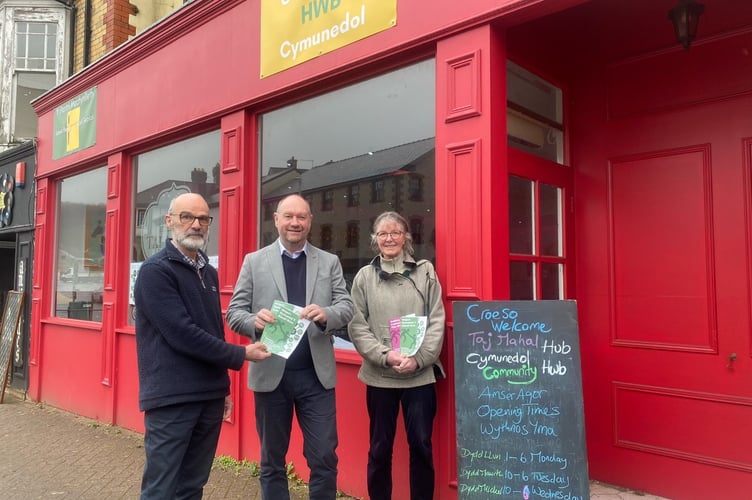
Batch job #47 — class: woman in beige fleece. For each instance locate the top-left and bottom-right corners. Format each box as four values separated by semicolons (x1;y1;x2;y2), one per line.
348;211;446;500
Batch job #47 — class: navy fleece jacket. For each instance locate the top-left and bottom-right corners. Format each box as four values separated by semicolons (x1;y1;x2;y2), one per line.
134;240;245;412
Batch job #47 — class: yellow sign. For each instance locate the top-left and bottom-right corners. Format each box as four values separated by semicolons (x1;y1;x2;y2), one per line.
66;107;81;151
261;0;397;78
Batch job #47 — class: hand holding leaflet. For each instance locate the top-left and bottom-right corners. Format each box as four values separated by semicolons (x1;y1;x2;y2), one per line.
389;314;427;356
260;300;311;358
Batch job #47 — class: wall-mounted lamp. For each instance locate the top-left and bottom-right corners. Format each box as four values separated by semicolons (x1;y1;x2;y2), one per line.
668;0;704;50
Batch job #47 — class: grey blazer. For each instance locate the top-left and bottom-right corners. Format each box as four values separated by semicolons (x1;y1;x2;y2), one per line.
226;240;354;392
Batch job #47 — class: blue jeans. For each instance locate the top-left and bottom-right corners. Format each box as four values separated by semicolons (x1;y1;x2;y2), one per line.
254;368;338;500
366;384;437;500
141;398;224;500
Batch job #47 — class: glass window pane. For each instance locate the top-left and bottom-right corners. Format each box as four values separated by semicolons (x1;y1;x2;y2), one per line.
55;167;108;321
510;261;534;300
509;175;533;254
507;61;562;125
130;131;221;324
507;61;564;164
541;262;562;300
16;22;58;71
16;34;27;59
260;59;436;349
47;36;56;62
539;182;562;257
14;72;56;139
28;35;43;58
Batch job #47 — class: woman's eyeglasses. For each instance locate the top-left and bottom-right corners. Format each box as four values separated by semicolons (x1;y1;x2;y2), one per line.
376;231;404;240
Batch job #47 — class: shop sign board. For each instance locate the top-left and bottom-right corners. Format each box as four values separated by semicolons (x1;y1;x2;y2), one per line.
52;87;97;160
261;0;397;77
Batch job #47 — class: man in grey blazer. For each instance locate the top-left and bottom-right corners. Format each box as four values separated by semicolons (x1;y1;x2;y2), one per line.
226;194;354;500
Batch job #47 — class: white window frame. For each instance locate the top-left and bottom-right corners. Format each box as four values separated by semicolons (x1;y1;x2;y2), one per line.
0;4;68;146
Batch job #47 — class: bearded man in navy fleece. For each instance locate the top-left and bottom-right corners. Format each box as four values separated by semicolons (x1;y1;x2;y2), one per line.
135;192;271;499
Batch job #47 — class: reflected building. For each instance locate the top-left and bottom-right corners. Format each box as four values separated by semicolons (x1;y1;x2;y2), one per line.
261;138;436;287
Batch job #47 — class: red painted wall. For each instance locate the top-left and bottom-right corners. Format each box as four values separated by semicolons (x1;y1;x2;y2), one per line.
30;0;752;499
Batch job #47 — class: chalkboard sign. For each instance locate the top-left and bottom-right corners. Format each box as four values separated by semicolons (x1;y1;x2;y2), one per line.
0;291;24;404
453;300;589;499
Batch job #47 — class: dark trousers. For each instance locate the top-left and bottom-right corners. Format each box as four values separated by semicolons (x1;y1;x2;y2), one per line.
254;368;338;500
141;398;225;500
366;384;437;500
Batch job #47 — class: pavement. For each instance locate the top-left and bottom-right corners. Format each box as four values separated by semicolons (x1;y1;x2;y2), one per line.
0;388;670;500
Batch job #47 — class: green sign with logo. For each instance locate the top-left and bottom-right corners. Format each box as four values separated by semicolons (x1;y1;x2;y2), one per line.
52;87;97;159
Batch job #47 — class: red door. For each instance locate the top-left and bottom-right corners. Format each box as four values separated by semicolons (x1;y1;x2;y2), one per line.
577;70;752;499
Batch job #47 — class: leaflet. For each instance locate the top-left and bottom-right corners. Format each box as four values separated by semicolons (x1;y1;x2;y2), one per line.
389;314;427;356
259;300;311;359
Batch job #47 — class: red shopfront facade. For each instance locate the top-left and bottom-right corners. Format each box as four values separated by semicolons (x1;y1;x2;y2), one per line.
30;1;752;498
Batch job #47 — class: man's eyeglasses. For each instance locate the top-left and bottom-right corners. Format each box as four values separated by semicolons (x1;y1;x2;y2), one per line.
376;231;405;240
170;212;213;227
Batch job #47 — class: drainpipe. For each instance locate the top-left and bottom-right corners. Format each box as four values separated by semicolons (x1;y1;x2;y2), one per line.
52;0;76;75
83;0;92;67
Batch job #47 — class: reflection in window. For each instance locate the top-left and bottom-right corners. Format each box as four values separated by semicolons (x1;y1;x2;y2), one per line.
260;59;436;349
264;202;274;220
54;167;107;321
136;208;146;227
510;261;534;300
507;61;563;164
410;217;424;245
129;130;221;324
541;262;562;300
509;175;565;299
321;224;333;250
347;185;359;207
322;190;334;211
408;174;424;201
539;183;562;256
346;221;360;248
371;179;385;203
509;175;533;254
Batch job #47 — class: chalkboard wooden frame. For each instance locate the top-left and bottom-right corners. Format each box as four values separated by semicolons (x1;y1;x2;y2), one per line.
0;291;24;404
452;300;590;499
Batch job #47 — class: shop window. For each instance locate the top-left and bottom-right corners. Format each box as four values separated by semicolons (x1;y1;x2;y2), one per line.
507;61;563;165
347;184;359;207
128;130;221;324
54;167;107;321
508;175;564;300
260;59;436;348
346;221;360;248
322;190;333;211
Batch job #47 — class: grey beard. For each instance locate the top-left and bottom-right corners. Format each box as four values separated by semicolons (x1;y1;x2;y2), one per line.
175;233;206;251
